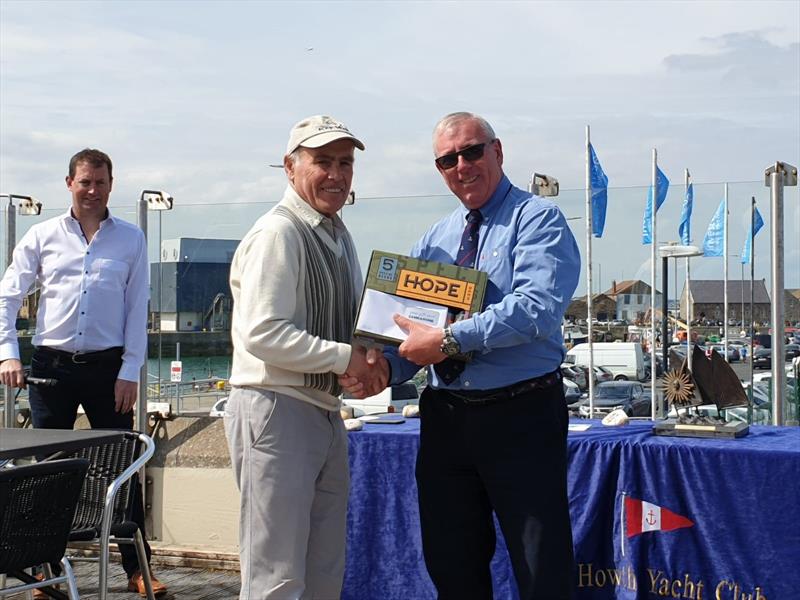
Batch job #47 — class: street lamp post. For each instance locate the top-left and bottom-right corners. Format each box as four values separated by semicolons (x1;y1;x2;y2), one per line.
2;194;43;428
136;190;173;435
659;245;703;383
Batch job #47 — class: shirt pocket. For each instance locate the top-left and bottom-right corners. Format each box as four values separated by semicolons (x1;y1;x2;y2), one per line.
480;247;513;291
88;258;129;292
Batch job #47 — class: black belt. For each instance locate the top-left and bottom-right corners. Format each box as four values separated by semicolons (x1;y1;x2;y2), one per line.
441;370;562;406
35;346;123;365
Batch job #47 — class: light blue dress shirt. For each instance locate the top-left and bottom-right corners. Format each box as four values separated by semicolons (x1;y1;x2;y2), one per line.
386;176;581;391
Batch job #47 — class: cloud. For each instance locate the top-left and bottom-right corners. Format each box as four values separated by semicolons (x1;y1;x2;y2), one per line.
664;30;799;89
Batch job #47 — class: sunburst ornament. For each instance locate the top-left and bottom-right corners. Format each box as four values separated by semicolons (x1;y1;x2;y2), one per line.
663;369;695;407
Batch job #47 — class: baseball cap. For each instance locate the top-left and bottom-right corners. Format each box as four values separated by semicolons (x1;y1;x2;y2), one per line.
285;115;365;155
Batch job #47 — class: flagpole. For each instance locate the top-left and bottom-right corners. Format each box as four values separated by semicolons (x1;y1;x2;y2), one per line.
748;196;755;423
723;183;729;362
651;149;658;420
585;126;595;416
685;169;693;372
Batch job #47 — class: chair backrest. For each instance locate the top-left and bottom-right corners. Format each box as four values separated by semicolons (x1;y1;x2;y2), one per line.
0;458;89;573
67;431;142;533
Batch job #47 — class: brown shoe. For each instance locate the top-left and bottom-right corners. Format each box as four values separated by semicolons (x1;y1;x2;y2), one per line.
127;570;168;597
32;573;59;600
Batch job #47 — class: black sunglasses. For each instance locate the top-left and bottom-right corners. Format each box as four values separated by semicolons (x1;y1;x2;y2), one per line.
435;140;495;170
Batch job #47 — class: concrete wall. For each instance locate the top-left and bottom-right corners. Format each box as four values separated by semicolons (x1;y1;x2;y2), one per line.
145;416;239;554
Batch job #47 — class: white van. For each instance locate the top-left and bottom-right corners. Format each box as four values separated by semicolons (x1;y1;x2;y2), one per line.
342;382;420;416
566;342;646;382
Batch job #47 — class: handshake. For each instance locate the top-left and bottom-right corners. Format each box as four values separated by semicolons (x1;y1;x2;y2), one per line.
339;345;389;399
340;314;450;399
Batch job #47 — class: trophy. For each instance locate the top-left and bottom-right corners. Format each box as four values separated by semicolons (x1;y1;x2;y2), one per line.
654;345;750;438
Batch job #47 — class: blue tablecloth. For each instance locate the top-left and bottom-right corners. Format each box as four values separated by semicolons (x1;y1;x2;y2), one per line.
343;419;800;599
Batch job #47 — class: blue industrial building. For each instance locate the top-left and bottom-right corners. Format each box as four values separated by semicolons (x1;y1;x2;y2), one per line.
150;238;239;331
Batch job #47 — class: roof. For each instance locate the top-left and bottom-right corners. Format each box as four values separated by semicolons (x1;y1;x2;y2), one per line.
688;280;771;303
605;280;656;297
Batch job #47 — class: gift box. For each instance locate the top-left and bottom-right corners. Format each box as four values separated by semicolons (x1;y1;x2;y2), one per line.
354;250;487;348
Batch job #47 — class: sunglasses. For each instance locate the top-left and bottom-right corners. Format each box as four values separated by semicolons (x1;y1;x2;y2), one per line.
435;140;495;170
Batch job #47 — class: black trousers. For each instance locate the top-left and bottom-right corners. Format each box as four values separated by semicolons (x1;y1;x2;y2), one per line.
28;347;151;578
415;381;574;600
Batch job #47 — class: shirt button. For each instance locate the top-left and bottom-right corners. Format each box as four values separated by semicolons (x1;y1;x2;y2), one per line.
81;312;85;315
78;332;82;335
85;270;88;274
464;380;471;387
493;250;498;257
83;291;87;294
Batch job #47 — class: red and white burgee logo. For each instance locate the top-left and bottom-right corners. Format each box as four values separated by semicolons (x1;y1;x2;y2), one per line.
625;496;694;538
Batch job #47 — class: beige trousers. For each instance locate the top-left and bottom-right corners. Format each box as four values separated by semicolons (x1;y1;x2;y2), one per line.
224;387;349;600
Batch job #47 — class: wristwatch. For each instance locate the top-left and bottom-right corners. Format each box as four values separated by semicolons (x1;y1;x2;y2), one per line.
440;326;461;357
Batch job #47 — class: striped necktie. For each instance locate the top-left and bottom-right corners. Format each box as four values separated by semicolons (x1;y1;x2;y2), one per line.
434;209;482;384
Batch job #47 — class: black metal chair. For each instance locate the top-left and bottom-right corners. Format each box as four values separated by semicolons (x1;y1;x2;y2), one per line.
65;431;156;600
0;458;90;600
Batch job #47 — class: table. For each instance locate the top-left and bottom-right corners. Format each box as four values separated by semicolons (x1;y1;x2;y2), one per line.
0;428;126;461
343;419;800;600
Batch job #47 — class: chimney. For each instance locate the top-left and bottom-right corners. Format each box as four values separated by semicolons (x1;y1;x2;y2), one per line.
612;280;617;295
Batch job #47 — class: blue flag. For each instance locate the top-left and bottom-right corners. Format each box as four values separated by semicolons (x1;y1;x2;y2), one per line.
702;199;726;256
678;177;693;245
641;166;670;244
589;143;609;238
741;207;764;264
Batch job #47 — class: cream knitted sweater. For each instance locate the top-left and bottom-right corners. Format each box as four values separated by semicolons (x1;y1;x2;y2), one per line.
229;186;362;410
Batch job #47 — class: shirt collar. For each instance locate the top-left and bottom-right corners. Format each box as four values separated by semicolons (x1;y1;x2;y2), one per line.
62;207;115;227
459;175;512;223
281;184;347;236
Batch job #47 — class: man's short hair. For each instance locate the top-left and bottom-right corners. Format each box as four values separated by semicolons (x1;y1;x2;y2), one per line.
68;148;113;180
432;112;496;149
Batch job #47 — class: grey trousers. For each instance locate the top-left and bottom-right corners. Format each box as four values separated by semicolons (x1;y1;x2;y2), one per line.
224;387;349;600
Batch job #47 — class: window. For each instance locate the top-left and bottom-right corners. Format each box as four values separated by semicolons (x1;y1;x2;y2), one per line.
637;295;643;304
624;294;630;303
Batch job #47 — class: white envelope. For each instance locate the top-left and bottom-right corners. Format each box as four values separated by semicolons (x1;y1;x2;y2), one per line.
356;288;449;343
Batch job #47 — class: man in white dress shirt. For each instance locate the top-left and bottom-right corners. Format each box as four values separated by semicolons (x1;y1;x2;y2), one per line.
0;148;166;597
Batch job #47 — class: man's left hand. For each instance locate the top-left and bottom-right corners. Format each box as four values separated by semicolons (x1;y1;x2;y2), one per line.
395;314;447;366
114;379;138;414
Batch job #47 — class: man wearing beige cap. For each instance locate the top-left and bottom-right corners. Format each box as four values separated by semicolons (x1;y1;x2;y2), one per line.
225;115;387;599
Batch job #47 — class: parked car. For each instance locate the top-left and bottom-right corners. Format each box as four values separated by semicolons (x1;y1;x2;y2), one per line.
577;381;648;418
753;348;771;370
563;378;583;409
668;383;773;425
561;364;588;391
784;344;800;360
342;382;419;416
209;396;228;417
593;366;615;384
753;333;771;349
709;344;740;362
643;353;664;377
567;342;646;382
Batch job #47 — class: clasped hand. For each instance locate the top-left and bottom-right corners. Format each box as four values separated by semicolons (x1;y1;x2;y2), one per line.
338;345;389;399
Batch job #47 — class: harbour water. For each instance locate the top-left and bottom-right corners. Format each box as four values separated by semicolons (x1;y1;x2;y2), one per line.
146;355;232;385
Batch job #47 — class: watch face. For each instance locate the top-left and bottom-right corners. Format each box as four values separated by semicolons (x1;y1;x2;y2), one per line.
442;329;461;357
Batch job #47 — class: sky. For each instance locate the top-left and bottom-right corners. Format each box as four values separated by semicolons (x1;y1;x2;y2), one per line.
1;0;799;297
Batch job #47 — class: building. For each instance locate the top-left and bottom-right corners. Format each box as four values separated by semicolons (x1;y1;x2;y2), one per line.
785;289;800;324
151;238;239;332
605;280;663;324
565;293;617;323
682;279;771;324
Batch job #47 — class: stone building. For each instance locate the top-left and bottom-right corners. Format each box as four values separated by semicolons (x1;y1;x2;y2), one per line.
683;279;771;324
565;293;617;323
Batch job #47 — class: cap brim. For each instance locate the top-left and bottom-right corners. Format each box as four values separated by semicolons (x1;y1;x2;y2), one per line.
294;131;365;152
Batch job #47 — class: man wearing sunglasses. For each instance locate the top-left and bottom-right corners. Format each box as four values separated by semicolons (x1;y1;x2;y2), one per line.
342;112;580;599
